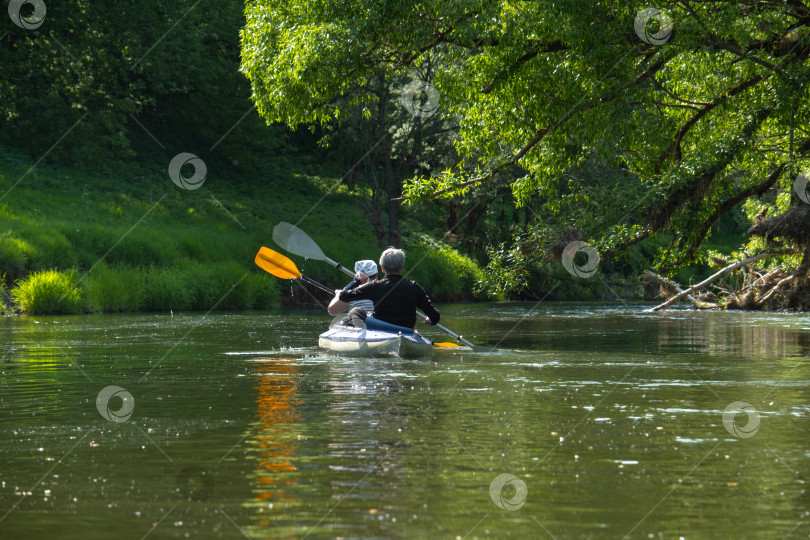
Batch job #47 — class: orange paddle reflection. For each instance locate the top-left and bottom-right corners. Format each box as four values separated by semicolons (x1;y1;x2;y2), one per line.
251;357;300;525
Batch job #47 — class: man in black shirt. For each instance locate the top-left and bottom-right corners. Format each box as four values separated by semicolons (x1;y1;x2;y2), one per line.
328;248;440;329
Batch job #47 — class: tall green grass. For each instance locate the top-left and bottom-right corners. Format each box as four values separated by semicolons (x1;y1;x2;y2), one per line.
0;144;483;314
0;274;7;315
11;269;83;314
83;262;144;312
83;261;279;313
0;233;33;279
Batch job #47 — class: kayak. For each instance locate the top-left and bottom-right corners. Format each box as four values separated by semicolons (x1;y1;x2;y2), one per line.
318;326;435;357
318;317;435;358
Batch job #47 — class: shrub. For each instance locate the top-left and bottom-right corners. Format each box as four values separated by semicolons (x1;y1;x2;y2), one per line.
11;269;83;314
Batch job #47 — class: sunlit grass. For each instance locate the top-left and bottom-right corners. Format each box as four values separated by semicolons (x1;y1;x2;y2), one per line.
0;144;483;314
11;269;83;314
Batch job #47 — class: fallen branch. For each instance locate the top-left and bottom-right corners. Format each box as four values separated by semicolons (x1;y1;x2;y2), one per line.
755;272;800;307
649;252;778;311
643;270;699;306
750;267;784;287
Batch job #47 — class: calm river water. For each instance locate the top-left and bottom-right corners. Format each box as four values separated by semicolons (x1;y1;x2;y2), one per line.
1;304;809;539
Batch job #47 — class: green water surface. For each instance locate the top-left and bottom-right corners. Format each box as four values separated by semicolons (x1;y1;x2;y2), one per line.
1;304;809;539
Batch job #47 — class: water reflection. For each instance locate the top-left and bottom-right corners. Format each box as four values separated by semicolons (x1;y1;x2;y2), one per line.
246;358;300;532
654;313;810;358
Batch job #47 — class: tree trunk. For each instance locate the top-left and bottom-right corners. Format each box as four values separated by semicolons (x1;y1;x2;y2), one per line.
445;201;459;232
463;199;489;236
643;270;702;307
377;81;400;247
386;151;400;247
358;199;386;248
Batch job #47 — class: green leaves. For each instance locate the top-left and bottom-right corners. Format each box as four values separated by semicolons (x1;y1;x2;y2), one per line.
242;0;810;289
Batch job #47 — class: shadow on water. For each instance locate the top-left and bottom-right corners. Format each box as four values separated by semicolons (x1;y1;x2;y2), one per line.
0;305;809;538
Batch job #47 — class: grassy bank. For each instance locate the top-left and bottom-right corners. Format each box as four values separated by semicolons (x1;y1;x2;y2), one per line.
0;147;484;315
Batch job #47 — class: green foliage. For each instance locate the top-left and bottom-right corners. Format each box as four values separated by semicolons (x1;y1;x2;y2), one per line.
13;228;77;271
11;269;83;315
0;274;7;316
242;0;810;293
141;266;194;312
181;260;264;311
478;242;531;298
73;260;280;314
404;241;484;300
1;1;293;169
0;145;490;313
244;273;280;310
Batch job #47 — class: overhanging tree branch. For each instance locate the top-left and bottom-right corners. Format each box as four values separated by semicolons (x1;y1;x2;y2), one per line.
679;136;810;261
604;107;773;261
398;50;676;202
482;40;568;94
654;74;764;173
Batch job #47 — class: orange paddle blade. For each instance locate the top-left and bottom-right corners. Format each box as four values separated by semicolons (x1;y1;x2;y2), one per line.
433;342;462;348
255;247;301;279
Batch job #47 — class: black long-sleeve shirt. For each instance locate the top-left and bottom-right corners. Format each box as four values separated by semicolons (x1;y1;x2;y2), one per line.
339;274;440;329
342;277;373;312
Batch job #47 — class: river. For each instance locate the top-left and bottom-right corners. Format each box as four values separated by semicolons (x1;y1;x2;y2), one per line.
1;304;809;539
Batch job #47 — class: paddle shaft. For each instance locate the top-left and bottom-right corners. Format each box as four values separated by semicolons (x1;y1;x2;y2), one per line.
301;275;334;295
322;254;476;349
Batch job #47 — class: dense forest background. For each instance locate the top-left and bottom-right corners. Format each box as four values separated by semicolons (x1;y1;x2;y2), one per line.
2;0;807;314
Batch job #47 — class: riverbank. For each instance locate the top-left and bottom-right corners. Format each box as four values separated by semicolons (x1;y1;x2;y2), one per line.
0;147;483;315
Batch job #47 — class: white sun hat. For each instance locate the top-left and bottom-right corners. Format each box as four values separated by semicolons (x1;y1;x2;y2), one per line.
354;260;378;276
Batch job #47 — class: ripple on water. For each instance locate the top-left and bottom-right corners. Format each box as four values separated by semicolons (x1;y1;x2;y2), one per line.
1;308;809;539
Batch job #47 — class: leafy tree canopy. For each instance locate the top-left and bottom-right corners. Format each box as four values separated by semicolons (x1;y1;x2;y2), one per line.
242;0;810;280
2;0;288;168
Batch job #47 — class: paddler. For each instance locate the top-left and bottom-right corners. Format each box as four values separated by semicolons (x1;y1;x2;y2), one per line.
341;259;378;314
328;247;440;329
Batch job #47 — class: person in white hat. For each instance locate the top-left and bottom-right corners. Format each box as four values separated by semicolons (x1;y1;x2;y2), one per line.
341;260;378;314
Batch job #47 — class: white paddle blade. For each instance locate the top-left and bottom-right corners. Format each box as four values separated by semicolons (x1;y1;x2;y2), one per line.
273;222;326;260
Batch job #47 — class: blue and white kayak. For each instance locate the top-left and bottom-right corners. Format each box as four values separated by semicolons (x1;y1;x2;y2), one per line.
318;317;435;358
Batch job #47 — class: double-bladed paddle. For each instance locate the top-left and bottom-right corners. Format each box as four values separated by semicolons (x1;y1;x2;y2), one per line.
254;247;334;295
271;222;490;351
254;247;464;349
